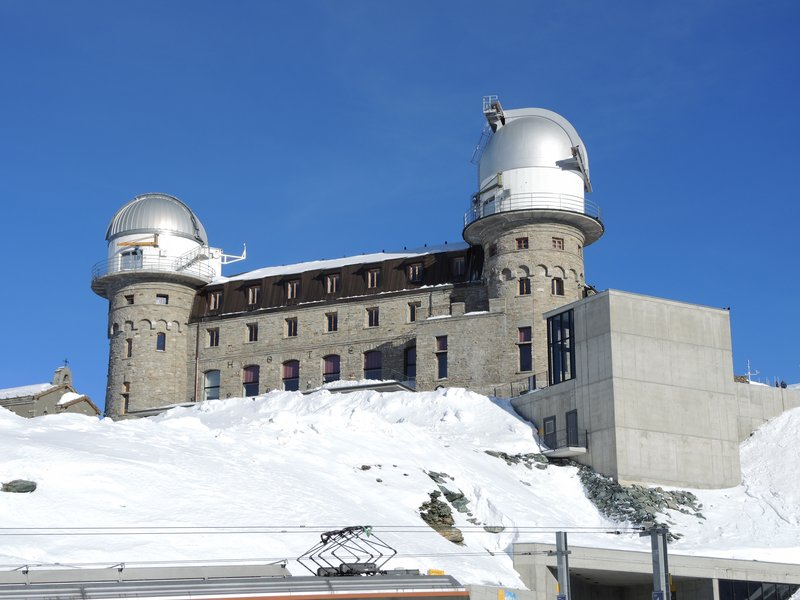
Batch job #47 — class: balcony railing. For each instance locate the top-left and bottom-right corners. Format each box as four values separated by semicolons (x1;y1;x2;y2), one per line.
91;255;215;283
464;192;602;227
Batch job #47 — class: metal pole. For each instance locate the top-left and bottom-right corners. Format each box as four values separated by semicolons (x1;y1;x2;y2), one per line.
555;531;570;600
648;527;669;600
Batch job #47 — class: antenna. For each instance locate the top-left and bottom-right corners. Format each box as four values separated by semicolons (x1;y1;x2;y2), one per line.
745;360;760;383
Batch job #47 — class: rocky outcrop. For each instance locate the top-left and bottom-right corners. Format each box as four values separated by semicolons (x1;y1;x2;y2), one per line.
419;490;464;544
2;479;37;493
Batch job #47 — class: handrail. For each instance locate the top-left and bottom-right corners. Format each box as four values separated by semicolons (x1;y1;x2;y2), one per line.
464;192;601;227
91;255;215;282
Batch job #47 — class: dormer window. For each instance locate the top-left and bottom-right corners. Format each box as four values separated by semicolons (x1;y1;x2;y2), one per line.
451;257;466;277
326;273;340;294
407;263;423;283
286;280;299;300
367;268;381;289
208;290;222;310
246;286;261;306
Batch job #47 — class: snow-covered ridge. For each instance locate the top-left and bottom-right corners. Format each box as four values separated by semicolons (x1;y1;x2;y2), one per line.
0;388;798;586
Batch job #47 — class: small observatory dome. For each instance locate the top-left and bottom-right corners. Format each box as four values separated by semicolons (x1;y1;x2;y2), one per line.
478;107;590;189
105;193;208;244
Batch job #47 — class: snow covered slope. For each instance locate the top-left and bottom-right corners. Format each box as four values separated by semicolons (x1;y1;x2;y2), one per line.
0;388;798;587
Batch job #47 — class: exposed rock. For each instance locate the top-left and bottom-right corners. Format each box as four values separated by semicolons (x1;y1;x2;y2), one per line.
483;525;505;533
426;471;453;485
2;480;37;493
485;450;549;470
419;490;464;544
360;465;371;470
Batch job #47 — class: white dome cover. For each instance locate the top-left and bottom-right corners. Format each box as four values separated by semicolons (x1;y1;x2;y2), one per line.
478;108;589;186
105;193;208;244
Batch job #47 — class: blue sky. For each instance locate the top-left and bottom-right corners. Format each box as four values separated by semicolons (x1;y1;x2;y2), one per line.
1;1;798;409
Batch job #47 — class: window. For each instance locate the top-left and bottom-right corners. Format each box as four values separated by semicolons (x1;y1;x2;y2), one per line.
282;360;300;391
578;244;583;255
543;416;557;449
516;237;529;250
404;346;417;380
247;322;258;342
125;338;133;358
323;355;340;383
552;237;564;250
451;256;466;277
208;291;222;310
408;301;421;323
122;381;130;413
243;365;260;397
407;263;423;283
566;409;579;446
203;370;220;401
551;277;565;296
326;312;338;332
125;294;134;305
367;268;381;289
156;294;169;305
326;273;340;294
111;322;120;336
286;280;299;300
156;332;166;351
367;307;380;327
364;350;382;380
547;309;574;386
208;328;220;347
286;317;298;337
518;327;532;372
246;286;261;306
518;277;531;295
435;335;448;379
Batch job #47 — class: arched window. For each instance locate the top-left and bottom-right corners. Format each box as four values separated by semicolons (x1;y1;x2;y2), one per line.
203;370;220;401
243;365;260;397
156;332;166;351
323;355;340;383
283;360;300;391
404;346;416;381
551;277;564;296
364;350;382;380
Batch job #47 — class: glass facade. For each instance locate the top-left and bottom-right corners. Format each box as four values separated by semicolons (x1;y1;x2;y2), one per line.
547;309;574;385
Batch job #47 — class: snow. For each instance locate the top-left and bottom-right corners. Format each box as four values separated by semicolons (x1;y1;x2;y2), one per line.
58;391;84;406
0;388;798;586
214;244;468;284
0;383;53;400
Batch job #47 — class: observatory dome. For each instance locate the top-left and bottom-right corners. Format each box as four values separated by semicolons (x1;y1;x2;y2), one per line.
105;193;208;244
478;108;589;186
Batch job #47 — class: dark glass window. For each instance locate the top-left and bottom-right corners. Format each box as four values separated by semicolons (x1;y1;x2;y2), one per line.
326;312;338;332
409;302;421;322
208;328;220;347
125;338;133;358
404;346;417;380
203;370;220;400
247;286;261;306
283;360;300;391
516;237;529;250
125;294;135;305
286;317;298;337
247;323;258;342
208;290;222;310
367;307;380;327
367;268;381;289
547;310;574;386
243;365;260;397
407;263;423;282
156;332;166;351
552;277;565;296
519;277;531;295
435;335;448;379
518;327;532;372
364;350;382;380
326;273;340;294
451;256;466;277
323;355;340;383
286;280;299;300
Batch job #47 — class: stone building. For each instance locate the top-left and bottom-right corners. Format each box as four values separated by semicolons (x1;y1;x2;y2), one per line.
92;98;603;420
0;366;100;418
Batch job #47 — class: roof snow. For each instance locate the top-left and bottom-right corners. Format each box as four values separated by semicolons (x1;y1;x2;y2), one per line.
58;391;85;406
214;243;468;284
0;383;53;400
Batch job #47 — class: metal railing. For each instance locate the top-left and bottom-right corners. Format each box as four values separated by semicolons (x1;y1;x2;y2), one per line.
543;428;589;452
464;192;602;227
91;255;215;282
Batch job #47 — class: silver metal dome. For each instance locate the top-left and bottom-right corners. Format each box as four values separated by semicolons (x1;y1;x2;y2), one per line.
105;193;208;244
478;108;590;186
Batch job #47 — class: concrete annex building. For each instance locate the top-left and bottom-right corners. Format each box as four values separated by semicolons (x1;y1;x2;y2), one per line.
92;98;800;491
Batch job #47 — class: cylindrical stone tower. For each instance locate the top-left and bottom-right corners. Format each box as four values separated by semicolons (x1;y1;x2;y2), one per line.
463;99;604;379
91;193;222;418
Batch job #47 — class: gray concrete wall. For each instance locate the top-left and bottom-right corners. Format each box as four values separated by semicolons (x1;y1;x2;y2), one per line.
734;382;800;440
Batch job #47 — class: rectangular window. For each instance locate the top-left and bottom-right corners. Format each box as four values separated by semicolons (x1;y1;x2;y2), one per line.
243;365;260;397
125;294;134;305
203;370;220;401
286;317;298;337
516;237;529;250
552;237;564;250
326;312;338;332
518;326;532;372
156;294;169;305
247;322;258;342
407;263;423;283
518;277;531;295
247;286;261;306
156;332;166;351
286;280;299;300
408;301;421;323
208;328;220;347
122;381;130;413
326;273;340;294
451;256;466;277
551;277;565;296
367;307;379;327
547;309;575;386
367;268;381;289
435;335;448;379
208;291;222;310
125;338;133;358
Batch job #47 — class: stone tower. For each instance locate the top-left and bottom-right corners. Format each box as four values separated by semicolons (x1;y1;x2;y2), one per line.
463;98;604;381
91;193;225;418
